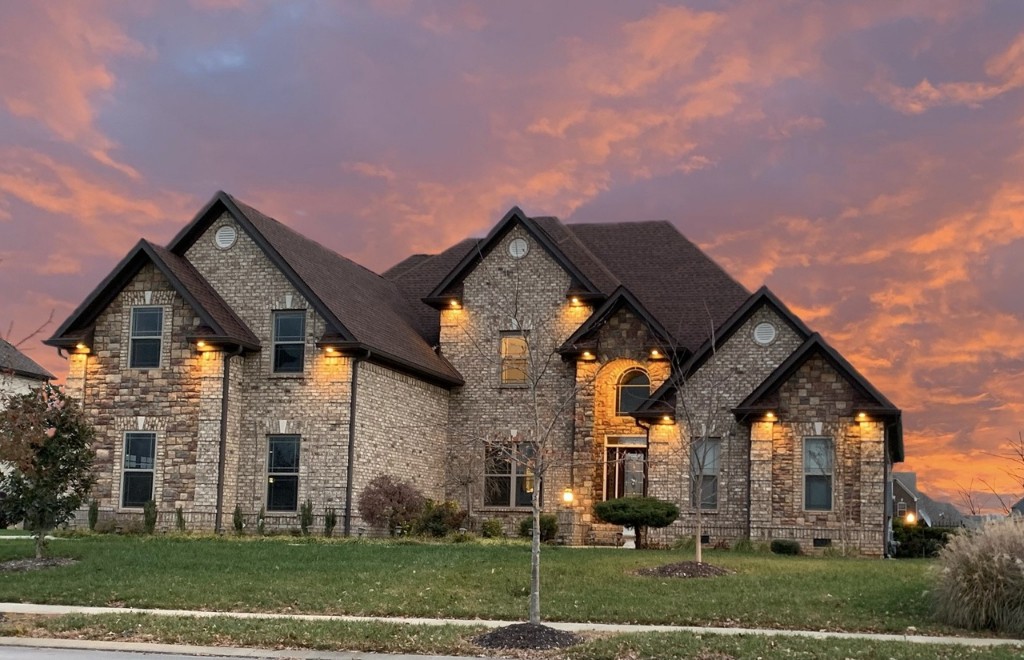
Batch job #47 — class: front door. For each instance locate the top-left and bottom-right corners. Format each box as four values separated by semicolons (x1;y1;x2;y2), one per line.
605;436;647;499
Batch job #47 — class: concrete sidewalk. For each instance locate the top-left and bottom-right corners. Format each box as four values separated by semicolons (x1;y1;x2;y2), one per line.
0;602;1020;649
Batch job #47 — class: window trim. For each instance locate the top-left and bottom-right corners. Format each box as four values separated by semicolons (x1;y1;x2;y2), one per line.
615;368;650;415
499;332;529;386
690;437;721;510
482;441;538;509
266;434;300;512
121;431;156;509
803;436;834;512
272;310;306;374
128;306;164;369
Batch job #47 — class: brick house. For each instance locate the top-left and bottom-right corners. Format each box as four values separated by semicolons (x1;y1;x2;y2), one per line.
45;191;903;554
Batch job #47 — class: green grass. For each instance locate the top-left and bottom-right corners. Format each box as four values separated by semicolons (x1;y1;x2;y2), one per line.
0;534;943;633
4;614;1022;659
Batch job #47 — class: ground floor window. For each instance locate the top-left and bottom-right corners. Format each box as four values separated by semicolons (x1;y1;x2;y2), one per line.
122;432;156;508
267;434;300;511
605;436;647;500
690;437;721;509
484;442;536;507
804;436;833;511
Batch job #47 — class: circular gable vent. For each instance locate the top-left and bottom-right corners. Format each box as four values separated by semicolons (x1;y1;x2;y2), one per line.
214;225;237;250
753;322;777;346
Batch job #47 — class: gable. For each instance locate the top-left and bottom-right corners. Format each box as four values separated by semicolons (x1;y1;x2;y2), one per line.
559;286;674;361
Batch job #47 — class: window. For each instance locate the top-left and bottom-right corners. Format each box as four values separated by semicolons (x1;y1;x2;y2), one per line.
129;307;163;368
122;432;156;508
500;334;528;385
273;311;306;373
896;501;907;516
804;436;833;511
690;438;721;509
483;442;536;507
616;369;650;414
267;435;300;511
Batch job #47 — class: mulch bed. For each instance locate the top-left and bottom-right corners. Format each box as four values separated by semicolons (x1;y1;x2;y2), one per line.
635;561;732;578
0;557;76;573
474;623;583;650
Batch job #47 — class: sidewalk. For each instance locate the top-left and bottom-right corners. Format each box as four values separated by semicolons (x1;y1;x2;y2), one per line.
0;602;1020;650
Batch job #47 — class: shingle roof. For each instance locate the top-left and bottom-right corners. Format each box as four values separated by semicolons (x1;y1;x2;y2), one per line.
224;196;463;385
0;338;53;381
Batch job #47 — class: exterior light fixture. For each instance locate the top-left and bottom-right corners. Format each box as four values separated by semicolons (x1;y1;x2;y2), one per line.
650;349;662;359
570;296;581;305
73;342;90;354
196;340;207;348
450;299;461;309
857;412;867;421
661;415;674;424
325;346;337;354
562;488;574;504
581;351;594;360
765;411;776;421
905;512;916;525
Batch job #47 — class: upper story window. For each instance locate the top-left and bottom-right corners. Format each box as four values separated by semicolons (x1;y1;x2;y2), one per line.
122;431;156;508
273;311;306;373
129;307;163;368
804;436;833;511
690;438;721;509
616;369;650;414
500;333;528;385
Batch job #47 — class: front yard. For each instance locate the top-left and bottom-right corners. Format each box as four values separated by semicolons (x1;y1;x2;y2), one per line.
0;534;939;634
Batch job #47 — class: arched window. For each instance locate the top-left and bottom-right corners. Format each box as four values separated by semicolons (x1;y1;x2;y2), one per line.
616;369;650;415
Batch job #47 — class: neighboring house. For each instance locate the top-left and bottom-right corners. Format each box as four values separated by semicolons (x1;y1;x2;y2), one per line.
892;472;964;527
44;191;904;554
1011;498;1023;516
0;337;53;403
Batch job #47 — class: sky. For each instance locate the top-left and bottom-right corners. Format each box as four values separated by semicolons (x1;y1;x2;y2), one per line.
1;0;1022;509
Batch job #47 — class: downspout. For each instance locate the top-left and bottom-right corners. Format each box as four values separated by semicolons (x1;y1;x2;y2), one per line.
746;417;753;541
214;346;243;534
343;349;370;537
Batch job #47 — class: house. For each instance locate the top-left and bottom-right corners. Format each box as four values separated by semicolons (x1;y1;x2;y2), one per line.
892;472;964;528
44;191;903;554
0;337;53;403
1011;498;1023;516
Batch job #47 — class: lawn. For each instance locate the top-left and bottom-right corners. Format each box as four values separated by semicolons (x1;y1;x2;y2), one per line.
0;534;941;634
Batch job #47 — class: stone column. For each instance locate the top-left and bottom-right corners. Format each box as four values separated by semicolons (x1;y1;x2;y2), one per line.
749;421;774;540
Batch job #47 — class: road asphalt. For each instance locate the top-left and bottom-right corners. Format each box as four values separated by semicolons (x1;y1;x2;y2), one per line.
0;601;1020;658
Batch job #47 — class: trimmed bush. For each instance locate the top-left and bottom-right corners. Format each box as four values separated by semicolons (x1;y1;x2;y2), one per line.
358;475;426;536
412;500;466;537
232;505;244;535
770;539;801;555
143;500;157;535
324;508;337;537
892;520;954;558
593;497;679;548
480;518;505;539
933;517;1024;635
518;514;559;542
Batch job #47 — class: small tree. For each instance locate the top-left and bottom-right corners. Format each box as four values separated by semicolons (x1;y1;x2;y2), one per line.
0;385;95;559
594;497;679;549
358;474;426;535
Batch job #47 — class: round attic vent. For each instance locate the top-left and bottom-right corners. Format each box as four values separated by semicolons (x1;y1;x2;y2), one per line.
753;322;777;346
214;225;237;250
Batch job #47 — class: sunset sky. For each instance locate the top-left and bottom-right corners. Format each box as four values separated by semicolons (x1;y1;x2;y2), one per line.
2;1;1022;508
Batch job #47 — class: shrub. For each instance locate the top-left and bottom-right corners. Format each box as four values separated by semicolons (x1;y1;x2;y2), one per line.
732;538;755;553
232;505;244;535
358;475;426;536
892;520;953;558
481;518;505;539
256;506;265;536
94;517;116;534
518;514;558;542
412;499;466;537
671;535;696;551
324;508;337;537
300;499;313;536
933;518;1024;635
593;497;679;548
143;500;157;535
88;500;99;531
175;507;185;533
770;539;801;555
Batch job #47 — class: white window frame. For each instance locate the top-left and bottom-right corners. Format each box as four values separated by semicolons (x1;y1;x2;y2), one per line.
121;431;156;509
690;437;721;510
804;436;833;511
499;333;528;386
129;306;163;369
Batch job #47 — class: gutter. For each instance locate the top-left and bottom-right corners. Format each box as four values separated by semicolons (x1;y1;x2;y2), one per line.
343;349;370;536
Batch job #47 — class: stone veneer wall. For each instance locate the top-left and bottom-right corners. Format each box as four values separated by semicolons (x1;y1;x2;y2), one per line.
440;225;587;531
65;262;209;527
186;213;353;530
349;361;450;531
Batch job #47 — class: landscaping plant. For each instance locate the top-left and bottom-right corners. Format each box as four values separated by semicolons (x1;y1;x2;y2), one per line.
593;497;679;549
256;506;265;536
232;505;244;535
518;514;558;542
0;385;95;558
324;508;337;537
175;507;185;533
480;518;504;538
412;499;466;537
143;500;157;534
300;499;313;536
357;475;425;536
770;539;801;555
933;517;1024;635
88;500;99;531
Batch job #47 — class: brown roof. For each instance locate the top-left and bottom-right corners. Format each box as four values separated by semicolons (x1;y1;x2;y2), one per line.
0;337;53;381
227;196;463;384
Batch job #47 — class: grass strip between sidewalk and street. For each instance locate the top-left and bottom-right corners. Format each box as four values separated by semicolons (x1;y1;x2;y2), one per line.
2;613;1022;659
